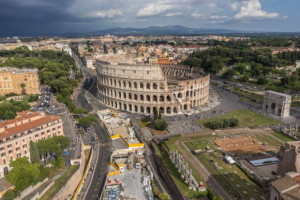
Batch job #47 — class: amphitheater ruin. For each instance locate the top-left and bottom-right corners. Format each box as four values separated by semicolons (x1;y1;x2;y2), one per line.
96;56;210;115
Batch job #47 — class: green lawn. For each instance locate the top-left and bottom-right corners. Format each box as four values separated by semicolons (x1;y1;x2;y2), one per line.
40;165;79;200
137;120;149;128
198;109;280;128
270;131;296;143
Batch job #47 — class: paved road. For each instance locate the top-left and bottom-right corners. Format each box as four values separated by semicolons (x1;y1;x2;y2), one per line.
84;120;111;200
71;50;112;200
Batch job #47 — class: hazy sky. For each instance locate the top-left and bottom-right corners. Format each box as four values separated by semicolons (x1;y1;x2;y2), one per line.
0;0;299;36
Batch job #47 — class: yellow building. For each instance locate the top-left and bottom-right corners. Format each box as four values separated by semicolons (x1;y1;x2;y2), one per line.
0;67;40;96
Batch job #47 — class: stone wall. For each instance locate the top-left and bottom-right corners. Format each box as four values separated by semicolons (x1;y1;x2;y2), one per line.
53;147;87;200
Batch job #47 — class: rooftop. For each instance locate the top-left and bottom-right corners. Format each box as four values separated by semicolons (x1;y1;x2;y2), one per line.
0;67;38;73
0;111;61;140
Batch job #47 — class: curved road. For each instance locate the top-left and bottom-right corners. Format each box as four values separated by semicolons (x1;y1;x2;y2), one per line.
72;50;112;200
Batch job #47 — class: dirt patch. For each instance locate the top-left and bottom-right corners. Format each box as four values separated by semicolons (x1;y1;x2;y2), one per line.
213;135;270;156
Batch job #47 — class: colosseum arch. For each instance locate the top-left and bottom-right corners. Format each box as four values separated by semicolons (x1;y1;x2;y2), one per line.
159;107;164;114
140;106;144;113
173;107;178;113
134;82;138;88
146;95;150;101
166;107;171;114
160;95;164;102
167;95;171;102
146;107;151;113
140;82;144;89
153;95;157;102
140;94;144;101
153;83;157;89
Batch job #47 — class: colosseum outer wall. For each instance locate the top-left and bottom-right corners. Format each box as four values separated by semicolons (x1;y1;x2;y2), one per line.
96;60;210;115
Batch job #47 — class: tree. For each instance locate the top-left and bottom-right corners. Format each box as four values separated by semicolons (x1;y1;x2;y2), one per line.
52;136;69;151
222;69;237;79
158;110;162;119
30;141;40;163
52;156;65;168
159;192;170;200
73;107;88;114
153;119;168;131
153;107;158;120
20;83;26;95
78;116;97;127
257;76;268;85
3;190;17;200
6;157;40;191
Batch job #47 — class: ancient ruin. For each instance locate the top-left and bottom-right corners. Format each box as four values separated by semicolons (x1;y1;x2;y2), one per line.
276;141;300;176
170;150;205;191
96;58;210;115
263;91;291;118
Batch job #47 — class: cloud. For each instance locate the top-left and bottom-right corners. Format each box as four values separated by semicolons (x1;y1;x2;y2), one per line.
234;0;280;20
137;2;179;17
191;9;205;19
164;12;183;17
85;9;122;18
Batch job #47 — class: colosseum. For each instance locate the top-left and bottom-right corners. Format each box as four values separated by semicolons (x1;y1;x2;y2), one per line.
96;57;210;115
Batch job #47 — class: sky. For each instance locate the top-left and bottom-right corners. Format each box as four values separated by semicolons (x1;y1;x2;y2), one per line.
0;0;299;36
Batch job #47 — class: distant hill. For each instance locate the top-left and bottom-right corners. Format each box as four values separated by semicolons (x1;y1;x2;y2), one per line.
89;25;241;36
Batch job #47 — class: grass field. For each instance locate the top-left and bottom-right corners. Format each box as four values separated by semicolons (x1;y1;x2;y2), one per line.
226;86;264;103
197;109;280;128
271;131;296;142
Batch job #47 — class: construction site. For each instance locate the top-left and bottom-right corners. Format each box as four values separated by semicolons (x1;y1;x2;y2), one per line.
98;109;153;200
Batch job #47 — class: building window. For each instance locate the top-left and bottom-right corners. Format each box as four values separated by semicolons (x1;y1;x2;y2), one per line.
0;147;4;151
24;150;27;154
7;144;12;148
23;144;27;148
8;150;13;154
3;159;6;164
1;153;5;157
16;147;20;151
35;134;39;138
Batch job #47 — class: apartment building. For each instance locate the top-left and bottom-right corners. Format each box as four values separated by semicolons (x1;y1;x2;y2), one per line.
0;67;40;96
0;111;64;177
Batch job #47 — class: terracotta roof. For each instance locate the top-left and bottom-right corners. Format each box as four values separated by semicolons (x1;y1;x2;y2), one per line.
0;115;61;140
0;111;41;129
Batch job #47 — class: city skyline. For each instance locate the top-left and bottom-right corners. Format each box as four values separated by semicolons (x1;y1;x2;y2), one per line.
0;0;300;36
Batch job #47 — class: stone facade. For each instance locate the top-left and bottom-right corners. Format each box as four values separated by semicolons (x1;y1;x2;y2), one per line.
96;59;210;115
0;111;64;177
277;141;300;176
263;91;291;118
0;67;40;96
